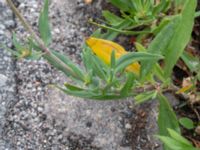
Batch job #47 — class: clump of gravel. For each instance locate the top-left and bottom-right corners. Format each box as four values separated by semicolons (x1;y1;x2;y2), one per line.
1;0;163;150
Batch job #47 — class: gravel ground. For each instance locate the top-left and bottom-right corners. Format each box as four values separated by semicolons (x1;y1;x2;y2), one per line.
0;1;16;149
1;0;162;150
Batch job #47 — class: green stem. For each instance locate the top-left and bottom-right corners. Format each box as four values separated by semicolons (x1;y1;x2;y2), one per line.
88;19;152;35
6;0;83;81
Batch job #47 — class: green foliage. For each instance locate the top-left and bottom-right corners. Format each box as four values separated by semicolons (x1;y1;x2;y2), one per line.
157;94;181;150
179;117;195;130
6;33;43;60
6;0;199;150
163;0;196;78
39;0;52;46
45;50;85;81
115;52;163;73
120;72;135;96
157;128;197;150
92;0;183;41
140;16;179;79
158;94;180;135
181;51;199;73
135;91;157;104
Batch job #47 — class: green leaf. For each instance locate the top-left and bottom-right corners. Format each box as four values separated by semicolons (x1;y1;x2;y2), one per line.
181;51;199;73
57;85;130;100
53;50;85;80
154;64;165;82
157;135;195;150
116;52;163;73
157;94;180;136
92;57;107;81
163;0;197;77
44;50;84;81
153;0;171;15
82;47;93;71
57;86;98;99
12;33;24;52
179;117;194;130
134;42;146;52
109;50;116;82
64;83;85;91
108;0;131;12
120;72;135;96
39;0;52;46
110;50;116;69
167;128;192;146
152;15;175;35
135;91;156;104
140;16;179;79
103;11;124;26
157;136;183;150
82;46;110;82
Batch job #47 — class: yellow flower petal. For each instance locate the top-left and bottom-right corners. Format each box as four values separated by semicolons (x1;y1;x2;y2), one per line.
86;37;140;75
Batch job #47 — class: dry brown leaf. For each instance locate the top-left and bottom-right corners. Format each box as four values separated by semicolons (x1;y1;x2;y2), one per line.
195;126;200;136
190;138;200;148
176;77;193;94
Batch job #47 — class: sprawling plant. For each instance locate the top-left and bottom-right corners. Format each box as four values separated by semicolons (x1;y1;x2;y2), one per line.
90;0;183;39
5;0;199;149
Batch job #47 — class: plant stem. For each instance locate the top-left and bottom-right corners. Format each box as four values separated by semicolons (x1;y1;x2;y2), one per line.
6;0;82;81
6;0;43;48
88;19;152;35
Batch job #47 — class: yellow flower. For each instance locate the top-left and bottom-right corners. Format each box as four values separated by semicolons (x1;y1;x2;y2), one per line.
86;37;140;75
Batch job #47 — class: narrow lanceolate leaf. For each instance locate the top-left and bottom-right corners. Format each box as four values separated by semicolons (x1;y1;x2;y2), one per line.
157;94;180;150
168;129;192;146
64;83;85;91
157;135;195;150
57;85;130;100
140;16;179;79
116;52;163;73
110;50;116;69
153;0;171;15
12;33;24;52
120;72;135;96
102;10;124;26
167;129;192;146
44;50;84;81
135;91;156;104
86;37;140;75
52;50;85;81
82;47;94;72
39;0;52;46
91;56;107;81
108;0;131;12
158;94;180;135
163;0;197;78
